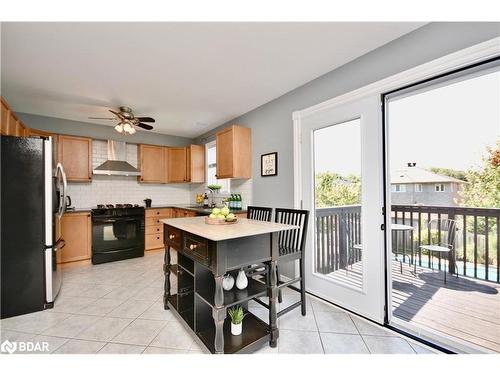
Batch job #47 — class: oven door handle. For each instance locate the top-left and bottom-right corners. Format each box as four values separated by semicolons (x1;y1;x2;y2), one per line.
92;218;141;224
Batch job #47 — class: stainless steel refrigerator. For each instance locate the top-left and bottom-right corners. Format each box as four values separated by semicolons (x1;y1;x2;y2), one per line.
1;135;67;318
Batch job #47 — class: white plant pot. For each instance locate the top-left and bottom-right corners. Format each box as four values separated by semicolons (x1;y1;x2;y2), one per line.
231;322;242;336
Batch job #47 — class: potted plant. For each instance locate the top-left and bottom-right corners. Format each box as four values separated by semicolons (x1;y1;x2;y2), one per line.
227;305;246;336
207;184;222;207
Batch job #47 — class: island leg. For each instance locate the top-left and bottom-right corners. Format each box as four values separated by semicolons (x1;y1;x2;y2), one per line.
213;275;225;354
163;245;171;310
268;260;279;347
268;232;279;347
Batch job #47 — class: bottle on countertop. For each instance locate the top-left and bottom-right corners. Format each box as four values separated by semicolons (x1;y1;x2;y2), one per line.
203;193;209;207
237;194;242;210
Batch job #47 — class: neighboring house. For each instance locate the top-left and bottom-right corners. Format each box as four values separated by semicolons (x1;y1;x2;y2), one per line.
391;165;466;206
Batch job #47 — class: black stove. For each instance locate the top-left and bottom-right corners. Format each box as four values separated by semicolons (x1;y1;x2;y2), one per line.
91;204;145;264
96;203;140;209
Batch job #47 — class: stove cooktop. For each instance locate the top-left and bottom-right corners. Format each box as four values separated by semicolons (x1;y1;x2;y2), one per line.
96;203;140;209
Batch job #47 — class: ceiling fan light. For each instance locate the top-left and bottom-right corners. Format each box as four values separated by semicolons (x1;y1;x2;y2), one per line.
114;124;124;133
123;122;133;133
129;127;136;134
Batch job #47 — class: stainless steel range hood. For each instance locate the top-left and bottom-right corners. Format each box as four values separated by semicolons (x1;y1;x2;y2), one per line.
93;140;141;176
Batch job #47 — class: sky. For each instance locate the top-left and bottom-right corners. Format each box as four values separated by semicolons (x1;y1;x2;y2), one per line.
313;68;500;176
314;118;361;176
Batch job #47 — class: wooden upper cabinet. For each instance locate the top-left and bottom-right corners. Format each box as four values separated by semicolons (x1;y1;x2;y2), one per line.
216;125;252;179
166;147;187;183
59;212;91;263
138;144;165;183
0;98;8;135
1;97;28;137
187;144;205;183
27;128;52;137
57;135;93;182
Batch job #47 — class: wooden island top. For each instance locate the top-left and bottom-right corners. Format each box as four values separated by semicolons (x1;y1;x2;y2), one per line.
161;216;298;242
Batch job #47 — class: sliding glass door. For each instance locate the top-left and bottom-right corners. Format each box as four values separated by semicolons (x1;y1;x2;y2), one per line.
384;59;500;352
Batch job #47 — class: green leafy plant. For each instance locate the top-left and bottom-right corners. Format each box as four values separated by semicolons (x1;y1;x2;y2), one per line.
227;305;246;324
207;184;222;192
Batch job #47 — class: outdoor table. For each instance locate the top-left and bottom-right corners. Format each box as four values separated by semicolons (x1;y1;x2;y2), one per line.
391;224;416;273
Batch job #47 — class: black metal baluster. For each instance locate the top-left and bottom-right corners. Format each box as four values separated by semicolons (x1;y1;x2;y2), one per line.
474;215;478;279
485;216;489;281
418;211;422;266
463;215;467;276
437;213;442;270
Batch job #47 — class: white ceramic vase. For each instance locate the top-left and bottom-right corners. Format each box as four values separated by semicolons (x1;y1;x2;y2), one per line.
222;274;235;291
236;269;248;290
231;322;242;336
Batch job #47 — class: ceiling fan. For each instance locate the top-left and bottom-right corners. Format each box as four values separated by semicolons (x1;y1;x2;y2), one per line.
89;106;155;135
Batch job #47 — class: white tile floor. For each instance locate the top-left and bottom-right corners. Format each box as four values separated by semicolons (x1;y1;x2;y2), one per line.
0;251;437;354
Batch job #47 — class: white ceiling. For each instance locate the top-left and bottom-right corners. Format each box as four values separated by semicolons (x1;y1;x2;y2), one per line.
1;22;424;138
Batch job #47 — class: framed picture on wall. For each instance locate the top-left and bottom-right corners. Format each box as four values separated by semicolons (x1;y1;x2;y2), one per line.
261;152;278;177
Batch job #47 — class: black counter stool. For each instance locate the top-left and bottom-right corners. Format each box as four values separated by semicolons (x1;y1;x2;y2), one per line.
245;206;273;279
246;205;273;221
252;208;309;317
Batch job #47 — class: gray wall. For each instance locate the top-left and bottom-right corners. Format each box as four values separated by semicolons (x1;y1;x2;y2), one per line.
17;112;192;147
195;22;500;209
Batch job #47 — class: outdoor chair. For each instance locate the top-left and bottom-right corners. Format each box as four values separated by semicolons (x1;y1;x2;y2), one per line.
419;218;459;283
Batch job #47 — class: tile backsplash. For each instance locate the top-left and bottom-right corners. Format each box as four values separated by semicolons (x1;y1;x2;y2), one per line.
67;139;253;208
189;178;253;208
67;140;193;208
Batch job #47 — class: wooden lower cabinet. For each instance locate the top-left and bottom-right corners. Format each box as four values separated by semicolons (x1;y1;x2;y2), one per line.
59;211;91;264
173;208;197;218
145;208;173;250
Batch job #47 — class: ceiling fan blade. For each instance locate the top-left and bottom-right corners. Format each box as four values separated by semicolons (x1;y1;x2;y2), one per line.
136;122;154;130
109;109;124;119
135;116;155;123
88;117;115;120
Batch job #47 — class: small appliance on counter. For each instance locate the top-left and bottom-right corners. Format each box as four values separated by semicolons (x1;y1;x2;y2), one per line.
144;198;152;207
65;195;73;210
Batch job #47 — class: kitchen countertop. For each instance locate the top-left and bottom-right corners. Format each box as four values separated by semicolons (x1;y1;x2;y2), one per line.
148;204;247;215
67;204;247;215
161;216;297;242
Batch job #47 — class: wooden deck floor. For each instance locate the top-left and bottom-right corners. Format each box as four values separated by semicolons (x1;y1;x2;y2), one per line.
392;262;500;352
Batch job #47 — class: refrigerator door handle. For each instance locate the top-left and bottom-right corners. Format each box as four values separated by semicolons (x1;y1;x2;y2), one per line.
54;238;66;251
56;163;68;218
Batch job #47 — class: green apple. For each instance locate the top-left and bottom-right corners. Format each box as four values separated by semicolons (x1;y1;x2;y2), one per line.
226;213;235;220
217;214;226;219
209;213;217;219
221;206;230;216
212;208;221;215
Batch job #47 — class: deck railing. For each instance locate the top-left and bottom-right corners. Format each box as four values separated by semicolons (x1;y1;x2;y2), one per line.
315;204;500;283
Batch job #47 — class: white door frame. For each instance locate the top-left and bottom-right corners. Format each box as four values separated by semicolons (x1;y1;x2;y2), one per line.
292;37;500;323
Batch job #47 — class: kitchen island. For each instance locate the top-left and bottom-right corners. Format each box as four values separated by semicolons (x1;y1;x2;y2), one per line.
161;216;297;354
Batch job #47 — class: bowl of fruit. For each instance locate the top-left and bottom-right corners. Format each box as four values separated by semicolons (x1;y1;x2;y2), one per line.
205;206;238;225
